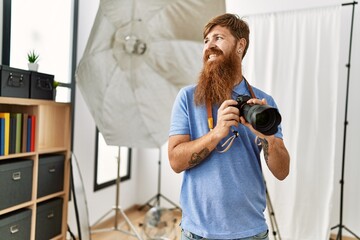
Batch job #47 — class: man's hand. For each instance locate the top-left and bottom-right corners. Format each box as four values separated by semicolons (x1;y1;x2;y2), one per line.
239;98;268;138
213;99;240;139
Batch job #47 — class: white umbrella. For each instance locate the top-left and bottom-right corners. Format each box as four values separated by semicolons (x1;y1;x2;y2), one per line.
76;0;225;148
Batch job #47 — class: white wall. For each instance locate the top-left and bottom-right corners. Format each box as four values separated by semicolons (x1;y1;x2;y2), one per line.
70;0;360;238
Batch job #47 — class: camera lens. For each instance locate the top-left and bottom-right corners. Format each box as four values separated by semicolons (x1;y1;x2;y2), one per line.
250;107;281;135
256;111;270;127
236;95;282;136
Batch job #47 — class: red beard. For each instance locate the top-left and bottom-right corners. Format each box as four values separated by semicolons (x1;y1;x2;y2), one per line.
194;46;242;106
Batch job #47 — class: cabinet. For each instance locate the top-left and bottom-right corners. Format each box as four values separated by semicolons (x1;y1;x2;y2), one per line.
0;97;71;240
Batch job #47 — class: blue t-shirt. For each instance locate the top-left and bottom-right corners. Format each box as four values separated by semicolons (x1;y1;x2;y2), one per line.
169;80;283;239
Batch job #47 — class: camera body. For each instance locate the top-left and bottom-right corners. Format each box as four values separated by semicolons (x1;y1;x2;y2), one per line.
235;95;282;136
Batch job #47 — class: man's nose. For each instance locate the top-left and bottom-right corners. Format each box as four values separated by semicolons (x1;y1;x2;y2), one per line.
204;42;217;54
207;39;216;49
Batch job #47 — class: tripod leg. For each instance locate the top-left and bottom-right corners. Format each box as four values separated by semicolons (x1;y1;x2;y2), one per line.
91;148;144;240
265;182;281;240
138;194;158;210
159;193;181;210
91;208;115;227
343;225;360;240
118;207;144;240
336;228;341;240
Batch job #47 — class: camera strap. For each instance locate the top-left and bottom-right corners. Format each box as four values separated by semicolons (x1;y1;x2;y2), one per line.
206;78;257;153
244;77;257;99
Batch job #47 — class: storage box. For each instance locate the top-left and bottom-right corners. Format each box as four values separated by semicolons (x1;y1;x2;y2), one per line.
0;159;33;210
0;65;30;98
29;71;54;100
35;198;63;240
37;154;64;198
0;208;32;239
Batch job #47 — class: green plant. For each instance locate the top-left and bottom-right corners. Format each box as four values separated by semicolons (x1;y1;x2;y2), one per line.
27;50;39;63
53;80;59;88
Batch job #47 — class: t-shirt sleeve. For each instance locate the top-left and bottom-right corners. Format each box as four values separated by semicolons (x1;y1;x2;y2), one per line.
169;88;190;136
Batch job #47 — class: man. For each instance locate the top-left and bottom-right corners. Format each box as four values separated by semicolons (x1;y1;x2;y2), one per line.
168;13;290;240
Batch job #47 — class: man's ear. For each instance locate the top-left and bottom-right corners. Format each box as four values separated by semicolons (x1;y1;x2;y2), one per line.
237;38;247;53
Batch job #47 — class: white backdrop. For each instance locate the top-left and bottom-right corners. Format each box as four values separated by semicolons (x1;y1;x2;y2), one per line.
240;6;341;240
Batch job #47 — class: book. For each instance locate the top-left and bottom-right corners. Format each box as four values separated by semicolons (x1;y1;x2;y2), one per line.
27;116;31;152
11;113;22;153
0;112;10;155
9;116;16;154
30;115;36;152
15;113;22;153
0;118;4;155
22;113;29;153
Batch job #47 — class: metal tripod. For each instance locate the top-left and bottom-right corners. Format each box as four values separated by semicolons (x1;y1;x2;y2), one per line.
139;147;180;210
91;148;143;240
331;2;360;240
264;180;281;240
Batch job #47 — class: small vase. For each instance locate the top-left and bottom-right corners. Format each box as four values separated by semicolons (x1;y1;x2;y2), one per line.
28;63;39;71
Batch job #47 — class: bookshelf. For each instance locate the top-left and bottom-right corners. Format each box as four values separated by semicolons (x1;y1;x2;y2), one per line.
0;97;71;240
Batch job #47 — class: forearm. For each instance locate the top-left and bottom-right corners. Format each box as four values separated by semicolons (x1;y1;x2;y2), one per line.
259;136;290;180
168;131;222;173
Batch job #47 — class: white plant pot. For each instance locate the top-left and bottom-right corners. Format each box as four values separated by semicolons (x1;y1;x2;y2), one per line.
28;63;39;71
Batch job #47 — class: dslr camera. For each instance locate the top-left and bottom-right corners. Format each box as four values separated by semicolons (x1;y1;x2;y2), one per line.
234;95;281;136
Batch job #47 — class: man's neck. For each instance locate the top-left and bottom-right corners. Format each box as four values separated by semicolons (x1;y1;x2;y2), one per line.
233;73;243;86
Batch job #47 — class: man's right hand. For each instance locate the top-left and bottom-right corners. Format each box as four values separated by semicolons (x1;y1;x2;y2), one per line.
213;99;240;139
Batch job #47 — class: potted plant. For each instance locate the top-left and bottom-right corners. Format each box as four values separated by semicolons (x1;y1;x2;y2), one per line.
53;80;59;100
27;50;39;71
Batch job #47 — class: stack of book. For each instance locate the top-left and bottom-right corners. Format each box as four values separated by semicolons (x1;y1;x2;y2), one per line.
0;112;36;156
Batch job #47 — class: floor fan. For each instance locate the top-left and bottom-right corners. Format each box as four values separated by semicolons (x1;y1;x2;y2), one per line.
143;206;177;240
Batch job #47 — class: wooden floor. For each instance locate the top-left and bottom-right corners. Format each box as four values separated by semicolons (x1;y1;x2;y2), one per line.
90;205;182;240
89;205;357;240
329;234;357;240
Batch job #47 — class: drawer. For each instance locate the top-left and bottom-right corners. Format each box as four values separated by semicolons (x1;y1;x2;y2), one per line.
29;71;54;100
0;208;32;239
0;159;33;210
37;154;64;198
35;198;63;240
0;65;30;98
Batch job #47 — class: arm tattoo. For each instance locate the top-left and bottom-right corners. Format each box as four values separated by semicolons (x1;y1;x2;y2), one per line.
259;138;269;163
189;148;210;167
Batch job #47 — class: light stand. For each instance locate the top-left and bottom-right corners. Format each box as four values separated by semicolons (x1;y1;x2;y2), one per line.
331;2;360;240
259;157;281;239
139;147;180;210
264;180;281;240
91;148;143;240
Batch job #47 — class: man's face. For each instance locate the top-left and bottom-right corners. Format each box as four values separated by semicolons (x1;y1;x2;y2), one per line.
203;25;237;63
194;25;242;106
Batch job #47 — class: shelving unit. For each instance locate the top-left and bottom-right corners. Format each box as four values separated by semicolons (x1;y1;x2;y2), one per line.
0;97;71;240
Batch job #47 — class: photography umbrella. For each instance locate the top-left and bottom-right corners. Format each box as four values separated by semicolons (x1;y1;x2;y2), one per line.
75;0;225;238
76;0;225;148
